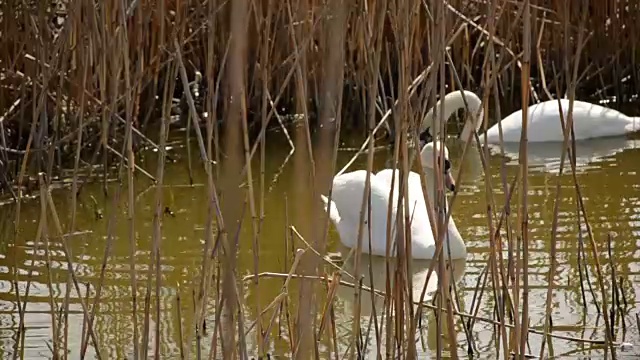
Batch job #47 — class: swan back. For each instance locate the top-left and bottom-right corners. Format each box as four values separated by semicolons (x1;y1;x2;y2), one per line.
485;99;640;142
420;141;449;169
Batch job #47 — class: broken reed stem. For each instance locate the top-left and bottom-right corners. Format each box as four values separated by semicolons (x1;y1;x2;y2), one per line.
518;1;532;359
255;0;274;353
561;2;617;356
240;22;265;360
477;1;513;357
285;1;324;358
40;177;60;359
539;6;595;358
40;174;103;359
434;1;459;358
244;248;306;338
606;233;620;338
62;270;71;360
176;287;185;360
360;0;388;356
79;188;121;359
13;173;49;358
347;0;381;352
125;58;140;360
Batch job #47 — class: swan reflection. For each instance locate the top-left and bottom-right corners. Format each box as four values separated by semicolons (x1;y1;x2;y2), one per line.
335;247;467;316
484;136;639;173
332;246;468;356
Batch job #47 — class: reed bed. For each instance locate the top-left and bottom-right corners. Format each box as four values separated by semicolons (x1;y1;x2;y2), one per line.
1;0;639;359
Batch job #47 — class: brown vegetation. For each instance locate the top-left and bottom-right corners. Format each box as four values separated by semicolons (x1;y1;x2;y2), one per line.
1;0;638;359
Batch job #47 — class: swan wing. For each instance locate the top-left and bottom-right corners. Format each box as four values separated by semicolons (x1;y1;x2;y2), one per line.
375;169;426;210
326;170;398;256
374;169;400;202
374;170;436;255
320;194;341;225
375;170;428;225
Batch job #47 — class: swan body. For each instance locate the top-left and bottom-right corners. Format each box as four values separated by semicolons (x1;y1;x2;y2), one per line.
322;169;401;256
421;90;640;143
322;141;467;260
374;168;466;259
484;99;640;142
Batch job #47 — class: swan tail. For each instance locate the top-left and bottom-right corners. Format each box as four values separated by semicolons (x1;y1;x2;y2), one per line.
320;195;341;224
629;117;640;133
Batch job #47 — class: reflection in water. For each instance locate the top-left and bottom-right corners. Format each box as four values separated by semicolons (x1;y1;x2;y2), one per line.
334;248;467;357
0;133;638;358
485;136;640;173
335;246;467;316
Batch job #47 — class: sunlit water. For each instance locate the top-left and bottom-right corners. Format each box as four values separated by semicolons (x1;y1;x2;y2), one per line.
0;130;639;359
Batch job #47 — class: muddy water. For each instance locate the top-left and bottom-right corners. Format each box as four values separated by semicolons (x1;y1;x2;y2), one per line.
0;131;639;359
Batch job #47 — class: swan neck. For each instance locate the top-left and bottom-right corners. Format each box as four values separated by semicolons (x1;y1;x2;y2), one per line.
423;169;466;258
422;169;448;208
423;91;483;142
460;107;484;142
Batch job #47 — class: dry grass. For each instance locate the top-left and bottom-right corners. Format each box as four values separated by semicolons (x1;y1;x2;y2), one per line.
1;0;639;359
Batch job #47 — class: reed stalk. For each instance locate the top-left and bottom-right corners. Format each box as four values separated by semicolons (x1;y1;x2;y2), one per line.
517;1;532;359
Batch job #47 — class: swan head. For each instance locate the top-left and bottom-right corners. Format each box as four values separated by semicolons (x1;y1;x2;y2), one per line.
420;90;484;143
420;141;455;192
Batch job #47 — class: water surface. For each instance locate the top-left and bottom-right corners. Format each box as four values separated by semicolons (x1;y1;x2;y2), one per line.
1;131;639;359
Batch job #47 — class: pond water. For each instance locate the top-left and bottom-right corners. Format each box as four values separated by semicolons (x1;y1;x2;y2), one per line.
0;129;639;359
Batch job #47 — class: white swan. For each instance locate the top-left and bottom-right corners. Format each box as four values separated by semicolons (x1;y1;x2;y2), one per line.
322;141;467;260
421;90;640;143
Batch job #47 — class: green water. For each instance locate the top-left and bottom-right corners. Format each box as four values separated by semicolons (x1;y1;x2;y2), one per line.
1;130;639;359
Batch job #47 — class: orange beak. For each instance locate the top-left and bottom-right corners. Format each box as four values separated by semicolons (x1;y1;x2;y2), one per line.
445;171;456;192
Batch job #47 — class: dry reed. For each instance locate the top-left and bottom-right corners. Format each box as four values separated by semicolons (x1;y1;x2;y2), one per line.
1;0;639;359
